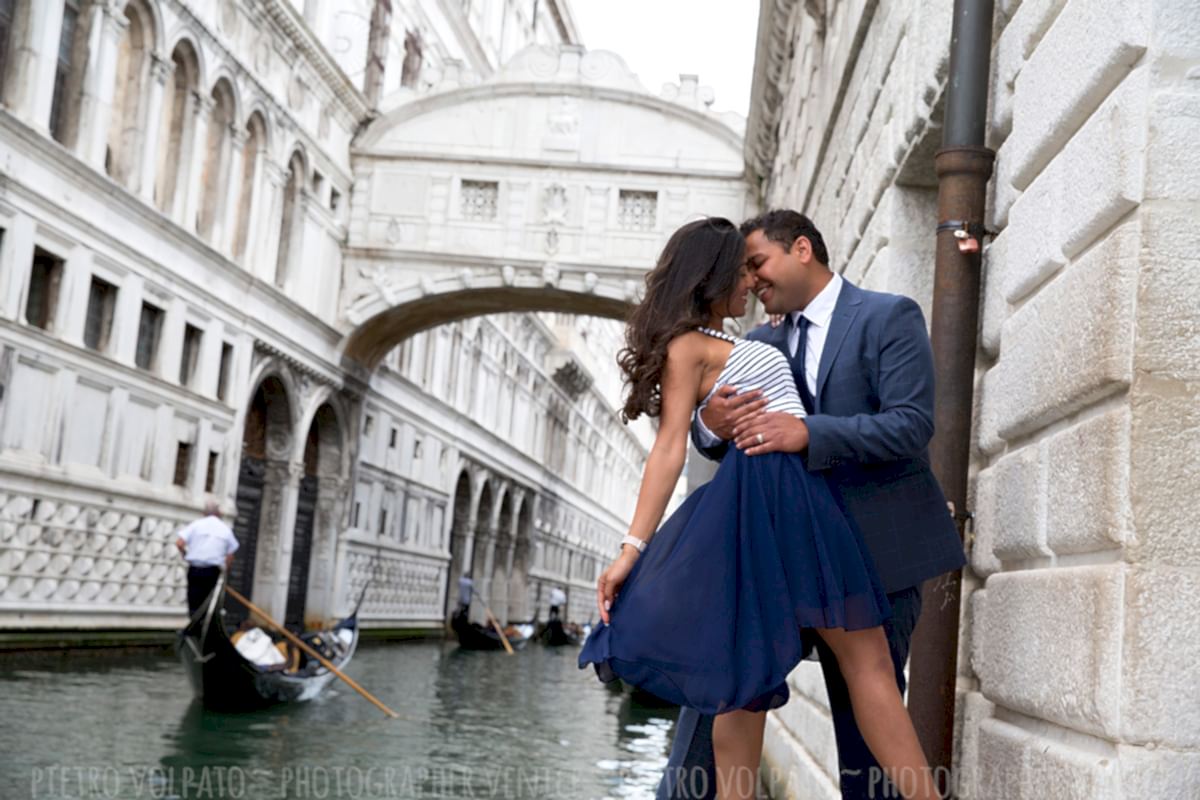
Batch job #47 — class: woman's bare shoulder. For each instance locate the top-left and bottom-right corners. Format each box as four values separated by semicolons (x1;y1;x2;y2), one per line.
665;330;709;364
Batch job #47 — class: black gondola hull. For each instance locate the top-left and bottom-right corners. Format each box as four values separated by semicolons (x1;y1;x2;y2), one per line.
176;584;359;710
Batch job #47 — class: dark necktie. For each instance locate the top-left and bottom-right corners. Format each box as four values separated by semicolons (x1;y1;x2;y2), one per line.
794;315;815;414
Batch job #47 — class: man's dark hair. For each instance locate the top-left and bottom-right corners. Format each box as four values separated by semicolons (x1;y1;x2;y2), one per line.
740;209;830;266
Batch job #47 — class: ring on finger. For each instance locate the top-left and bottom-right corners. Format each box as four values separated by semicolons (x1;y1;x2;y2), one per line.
756;433;764;445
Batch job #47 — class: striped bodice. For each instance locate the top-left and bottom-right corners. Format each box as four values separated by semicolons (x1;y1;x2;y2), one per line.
697;327;807;419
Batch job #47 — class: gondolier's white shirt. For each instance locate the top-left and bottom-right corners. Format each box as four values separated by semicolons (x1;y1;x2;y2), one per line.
179;516;239;567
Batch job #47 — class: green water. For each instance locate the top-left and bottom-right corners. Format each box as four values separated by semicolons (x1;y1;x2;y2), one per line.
0;641;678;800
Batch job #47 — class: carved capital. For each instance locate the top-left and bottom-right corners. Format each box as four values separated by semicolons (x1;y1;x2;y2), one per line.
149;53;174;84
191;91;216;118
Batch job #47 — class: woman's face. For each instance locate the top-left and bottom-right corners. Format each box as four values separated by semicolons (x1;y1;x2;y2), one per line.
714;262;755;319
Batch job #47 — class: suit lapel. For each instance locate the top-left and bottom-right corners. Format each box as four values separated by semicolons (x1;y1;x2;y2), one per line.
815;281;863;409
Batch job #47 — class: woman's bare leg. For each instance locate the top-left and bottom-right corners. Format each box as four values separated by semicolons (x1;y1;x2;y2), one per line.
817;625;941;800
711;708;766;800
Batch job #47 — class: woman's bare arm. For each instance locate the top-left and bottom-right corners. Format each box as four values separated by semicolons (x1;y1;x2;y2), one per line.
596;338;705;622
625;338;704;542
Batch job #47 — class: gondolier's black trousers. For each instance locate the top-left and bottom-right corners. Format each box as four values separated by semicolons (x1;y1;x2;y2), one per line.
186;565;222;616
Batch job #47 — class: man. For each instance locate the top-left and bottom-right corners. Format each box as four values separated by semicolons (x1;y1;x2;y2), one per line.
658;210;966;800
457;571;475;614
548;585;567;620
175;500;239;616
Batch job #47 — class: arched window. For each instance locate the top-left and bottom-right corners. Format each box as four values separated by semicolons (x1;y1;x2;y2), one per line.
274;149;305;288
49;0;93;147
105;0;153;187
197;79;235;240
232;111;266;263
155;41;198;215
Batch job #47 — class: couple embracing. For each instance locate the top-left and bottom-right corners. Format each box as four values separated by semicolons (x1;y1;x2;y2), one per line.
578;211;966;800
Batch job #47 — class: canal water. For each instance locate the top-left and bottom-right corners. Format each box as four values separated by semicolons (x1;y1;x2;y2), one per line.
0;641;679;800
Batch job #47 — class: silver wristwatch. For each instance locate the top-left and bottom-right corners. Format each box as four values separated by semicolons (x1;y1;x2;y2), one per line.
620;535;647;554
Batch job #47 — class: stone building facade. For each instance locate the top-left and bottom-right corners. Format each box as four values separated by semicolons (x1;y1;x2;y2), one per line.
747;0;1200;797
0;0;747;636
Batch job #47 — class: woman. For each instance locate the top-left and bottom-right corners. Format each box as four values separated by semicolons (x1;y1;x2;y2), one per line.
578;217;939;800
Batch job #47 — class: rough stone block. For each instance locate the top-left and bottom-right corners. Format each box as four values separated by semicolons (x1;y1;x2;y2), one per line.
1150;0;1200;60
772;688;838;780
1003;166;1064;304
1145;91;1200;202
1129;379;1200;568
1122;567;1200;747
1133;206;1200;382
1117;743;1200;798
953;691;996;799
762;714;839;800
988;220;1138;442
978;719;1031;798
1009;0;1148;188
1044;408;1130;555
975;567;1123;737
979;229;1010;357
975;366;1008;456
967;471;1002;578
977;445;1046;562
988;140;1020;230
1025;735;1118;800
788;659;830;708
977;717;1119;800
1057;68;1148;259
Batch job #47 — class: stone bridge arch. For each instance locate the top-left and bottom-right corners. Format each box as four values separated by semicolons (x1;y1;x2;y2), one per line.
340;44;751;370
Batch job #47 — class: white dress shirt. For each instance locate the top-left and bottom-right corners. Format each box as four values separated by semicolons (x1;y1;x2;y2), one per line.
695;273;845;446
179;515;239;567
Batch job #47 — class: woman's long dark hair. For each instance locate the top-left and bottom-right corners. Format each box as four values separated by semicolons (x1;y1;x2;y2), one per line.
618;217;745;422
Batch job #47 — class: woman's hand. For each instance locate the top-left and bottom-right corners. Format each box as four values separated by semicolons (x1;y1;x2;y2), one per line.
596;549;639;625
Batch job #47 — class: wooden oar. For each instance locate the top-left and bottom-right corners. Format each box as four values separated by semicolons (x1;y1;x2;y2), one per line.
225;586;399;719
483;605;515;655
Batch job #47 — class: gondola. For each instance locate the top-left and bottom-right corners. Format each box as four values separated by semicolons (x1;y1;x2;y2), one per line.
537;617;583;646
450;607;533;651
176;577;362;710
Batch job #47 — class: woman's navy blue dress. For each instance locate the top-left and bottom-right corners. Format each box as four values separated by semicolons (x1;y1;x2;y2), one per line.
579;328;890;715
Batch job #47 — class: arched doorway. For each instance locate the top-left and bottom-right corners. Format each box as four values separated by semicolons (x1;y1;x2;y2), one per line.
229;375;291;624
444;470;473;620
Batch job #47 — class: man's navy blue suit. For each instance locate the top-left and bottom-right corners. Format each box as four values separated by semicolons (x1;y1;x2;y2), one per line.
658;280;965;799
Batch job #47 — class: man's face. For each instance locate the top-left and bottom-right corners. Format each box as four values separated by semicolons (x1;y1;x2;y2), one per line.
744;229;810;314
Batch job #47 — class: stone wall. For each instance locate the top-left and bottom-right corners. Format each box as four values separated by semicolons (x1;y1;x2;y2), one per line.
749;0;1200;796
962;0;1200;795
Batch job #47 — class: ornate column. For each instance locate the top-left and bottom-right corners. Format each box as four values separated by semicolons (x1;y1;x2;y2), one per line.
469;523;496;626
7;0;66;130
77;1;128;169
218;127;248;257
137;53;172;203
179;91;213;232
306;474;349;626
252;458;304;621
257;159;289;284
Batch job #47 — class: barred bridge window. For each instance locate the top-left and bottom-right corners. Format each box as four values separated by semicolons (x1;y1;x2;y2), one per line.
618;190;657;231
461;180;498;221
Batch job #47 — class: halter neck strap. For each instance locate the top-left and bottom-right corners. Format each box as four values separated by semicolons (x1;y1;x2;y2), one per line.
696;326;737;343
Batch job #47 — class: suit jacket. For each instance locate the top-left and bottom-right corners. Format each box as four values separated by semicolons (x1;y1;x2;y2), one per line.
692;280;966;594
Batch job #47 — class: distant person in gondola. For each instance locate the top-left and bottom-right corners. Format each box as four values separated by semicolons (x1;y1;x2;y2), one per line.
456;571;475;615
548;585;567;620
175;501;239;616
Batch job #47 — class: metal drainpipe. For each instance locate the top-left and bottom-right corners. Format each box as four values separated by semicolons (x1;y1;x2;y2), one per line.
907;0;996;792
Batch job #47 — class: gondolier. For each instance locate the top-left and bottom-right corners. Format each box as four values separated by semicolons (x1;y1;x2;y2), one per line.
175;501;239;615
